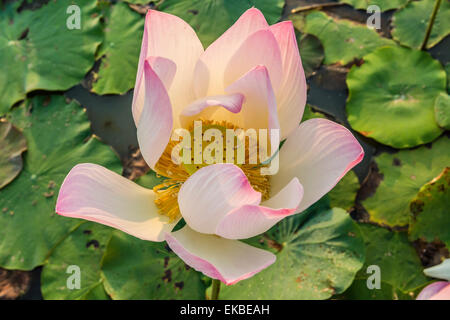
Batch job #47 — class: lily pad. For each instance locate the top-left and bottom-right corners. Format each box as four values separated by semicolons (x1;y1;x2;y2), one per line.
298;33;324;77
91;2;144;95
392;0;450;50
301;104;326;122
0;95;122;270
159;0;284;47
41;222;113;300
362;136;449;227
219;208;365;299
341;224;429;299
339;0;410;11
304;11;394;65
409;167;450;249
328;170;360;212
0;0;102;115
346;46;445;148
101;231;206;299
434;92;450;130
0;121;27;189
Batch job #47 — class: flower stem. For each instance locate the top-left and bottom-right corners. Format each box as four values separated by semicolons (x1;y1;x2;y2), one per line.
420;0;442;50
211;279;221;300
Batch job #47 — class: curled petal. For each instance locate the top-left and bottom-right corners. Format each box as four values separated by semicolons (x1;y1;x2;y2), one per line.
216;178;304;239
165;226;276;285
56;163;177;242
424;259;450;281
271;118;364;213
137;60;173;169
178;164;261;234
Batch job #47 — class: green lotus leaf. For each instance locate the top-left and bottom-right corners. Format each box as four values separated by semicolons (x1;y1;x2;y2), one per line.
434;92;450;130
298;33;324;77
159;0;284;47
0;121;27;189
91;2;144;95
41;222;113;300
301;104;326;122
0;0;102;115
340;224;429;299
304;11;394;65
339;0;410;11
328;170;360;212
362;136;449;227
0;95;122;270
101;231;206;299
392;0;450;50
409;167;450;249
219;208;365;299
346;46;445;148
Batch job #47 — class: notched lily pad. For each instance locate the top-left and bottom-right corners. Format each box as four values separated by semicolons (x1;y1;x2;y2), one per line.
159;0;284;47
0;0;102;115
297;33;324;77
101;231;206;299
339;0;410;11
0;120;27;189
392;0;450;50
91;2;144;95
220;208;365;299
0;95;122;270
362;136;449;227
409;167;450;249
346;46;445;148
304;11;394;65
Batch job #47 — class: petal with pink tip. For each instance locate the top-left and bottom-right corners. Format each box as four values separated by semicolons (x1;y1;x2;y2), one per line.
165;226;276;285
137;60;173;169
271;118;364;213
56;163;177;242
417;282;450;300
133;10;204;127
216;178;304;239
179;93;244;128
270;21;307;140
224;29;283;91
178;164;261;234
194;8;269;97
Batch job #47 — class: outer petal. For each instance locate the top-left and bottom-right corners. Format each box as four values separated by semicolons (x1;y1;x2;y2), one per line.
133;10;204;127
178;164;261;234
194;8;269;97
56;163;177;242
424;259;450;281
224;29;283;91
216;178;304;239
271;118;364;213
165;226;276;285
417;282;450;300
137;60;173;169
179;93;244;128
270;21;307;140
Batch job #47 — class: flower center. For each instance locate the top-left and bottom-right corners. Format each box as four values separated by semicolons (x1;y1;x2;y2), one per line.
153;120;271;222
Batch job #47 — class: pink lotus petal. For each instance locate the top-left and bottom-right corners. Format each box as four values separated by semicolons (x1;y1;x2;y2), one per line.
216;178;304;239
271;118;364;213
136;60;173;169
133;10;204;127
56;163;177;242
194;8;269;97
224;29;283;92
270;21;307;139
165;226;276;285
417;282;450;300
179;93;244;128
178;164;261;234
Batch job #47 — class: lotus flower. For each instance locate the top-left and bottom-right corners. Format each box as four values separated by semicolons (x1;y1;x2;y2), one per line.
417;259;450;300
56;8;363;285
